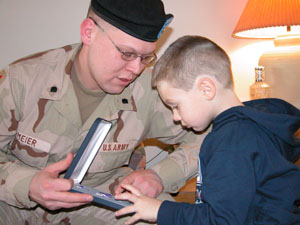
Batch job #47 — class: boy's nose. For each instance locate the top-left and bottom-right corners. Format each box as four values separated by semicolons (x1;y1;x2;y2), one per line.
173;112;181;122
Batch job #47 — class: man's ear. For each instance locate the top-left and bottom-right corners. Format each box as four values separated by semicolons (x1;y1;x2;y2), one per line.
196;77;216;100
80;18;94;45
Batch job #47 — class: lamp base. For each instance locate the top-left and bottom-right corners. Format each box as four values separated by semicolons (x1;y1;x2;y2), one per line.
259;38;300;109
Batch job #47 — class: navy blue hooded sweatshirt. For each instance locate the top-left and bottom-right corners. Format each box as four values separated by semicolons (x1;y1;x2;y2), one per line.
158;98;300;225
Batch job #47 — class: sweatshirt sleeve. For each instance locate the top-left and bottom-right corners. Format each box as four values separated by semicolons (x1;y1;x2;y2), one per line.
157;150;256;225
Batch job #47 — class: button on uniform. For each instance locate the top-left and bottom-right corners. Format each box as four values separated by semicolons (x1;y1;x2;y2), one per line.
50;86;57;93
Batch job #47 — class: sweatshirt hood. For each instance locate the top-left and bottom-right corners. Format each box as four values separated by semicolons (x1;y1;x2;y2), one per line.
217;98;300;162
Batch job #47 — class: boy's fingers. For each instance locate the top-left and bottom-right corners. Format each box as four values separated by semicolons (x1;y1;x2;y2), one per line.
115;205;136;217
114;175;133;194
115;192;137;203
121;184;141;196
125;214;140;225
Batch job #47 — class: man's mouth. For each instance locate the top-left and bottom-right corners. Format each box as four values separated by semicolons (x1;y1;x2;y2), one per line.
118;77;132;85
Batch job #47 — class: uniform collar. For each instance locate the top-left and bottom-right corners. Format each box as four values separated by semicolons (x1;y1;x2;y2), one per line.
40;43;137;112
38;44;138;129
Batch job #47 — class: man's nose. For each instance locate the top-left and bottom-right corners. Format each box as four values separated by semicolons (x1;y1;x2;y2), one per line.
125;58;145;75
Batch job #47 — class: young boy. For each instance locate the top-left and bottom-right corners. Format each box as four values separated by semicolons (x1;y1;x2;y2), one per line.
114;35;300;225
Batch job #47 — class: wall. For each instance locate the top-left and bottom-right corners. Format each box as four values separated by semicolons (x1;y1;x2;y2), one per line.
0;0;275;101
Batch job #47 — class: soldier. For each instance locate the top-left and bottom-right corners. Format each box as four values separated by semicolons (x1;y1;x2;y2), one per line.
0;0;204;224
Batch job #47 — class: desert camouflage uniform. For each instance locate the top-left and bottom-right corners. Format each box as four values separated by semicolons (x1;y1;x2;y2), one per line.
0;44;204;224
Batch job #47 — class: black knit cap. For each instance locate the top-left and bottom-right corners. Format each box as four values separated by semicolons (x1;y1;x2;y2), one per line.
91;0;173;42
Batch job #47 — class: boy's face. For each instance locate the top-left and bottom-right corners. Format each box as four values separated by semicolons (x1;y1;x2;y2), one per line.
157;81;213;132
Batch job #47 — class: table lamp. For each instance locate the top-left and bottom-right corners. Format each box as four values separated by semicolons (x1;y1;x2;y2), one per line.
232;0;300;108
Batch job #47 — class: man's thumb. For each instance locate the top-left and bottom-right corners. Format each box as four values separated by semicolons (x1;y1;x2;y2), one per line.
47;152;74;174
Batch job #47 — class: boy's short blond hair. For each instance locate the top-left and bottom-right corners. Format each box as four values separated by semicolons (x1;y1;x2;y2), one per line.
152;35;234;91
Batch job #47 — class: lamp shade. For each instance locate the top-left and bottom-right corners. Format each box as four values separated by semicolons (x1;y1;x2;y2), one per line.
232;0;300;39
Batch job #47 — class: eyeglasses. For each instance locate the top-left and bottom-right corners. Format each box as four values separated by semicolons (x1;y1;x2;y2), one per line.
89;17;157;65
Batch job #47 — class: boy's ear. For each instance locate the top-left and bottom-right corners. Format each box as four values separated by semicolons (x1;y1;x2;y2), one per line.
80;18;94;45
196;77;216;100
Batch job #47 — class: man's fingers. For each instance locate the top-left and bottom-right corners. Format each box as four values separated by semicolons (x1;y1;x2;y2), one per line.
42;198;92;211
41;191;93;209
50;191;93;203
40;177;73;192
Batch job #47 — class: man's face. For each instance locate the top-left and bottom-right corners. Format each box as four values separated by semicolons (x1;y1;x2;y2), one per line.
86;23;156;94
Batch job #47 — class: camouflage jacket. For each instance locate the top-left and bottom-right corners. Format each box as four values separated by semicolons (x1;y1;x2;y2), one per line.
0;44;204;208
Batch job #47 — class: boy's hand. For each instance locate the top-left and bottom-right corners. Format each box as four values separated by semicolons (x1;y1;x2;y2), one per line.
115;184;162;225
114;169;163;198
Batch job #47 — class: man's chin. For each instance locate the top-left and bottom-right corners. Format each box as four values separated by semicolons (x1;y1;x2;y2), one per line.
105;86;127;95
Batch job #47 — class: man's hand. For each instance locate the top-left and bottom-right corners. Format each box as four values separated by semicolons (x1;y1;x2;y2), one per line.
29;153;93;210
114;169;163;198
